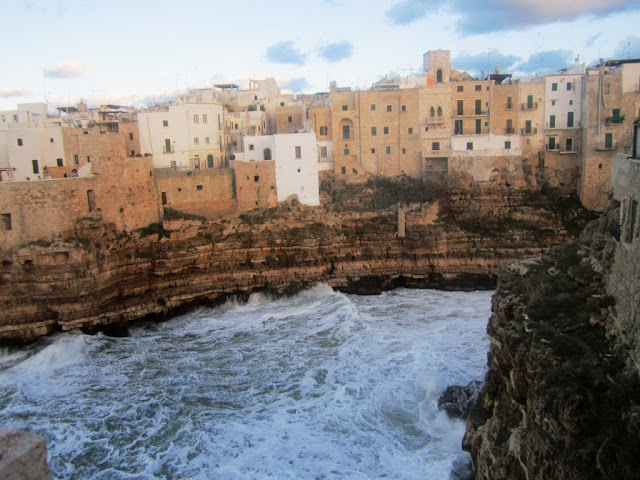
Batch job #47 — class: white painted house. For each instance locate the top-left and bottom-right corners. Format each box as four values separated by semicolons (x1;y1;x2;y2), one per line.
137;102;225;170
236;133;320;206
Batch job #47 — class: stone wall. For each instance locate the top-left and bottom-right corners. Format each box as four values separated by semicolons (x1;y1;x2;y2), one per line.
156;168;235;216
0;155;160;249
235;161;277;211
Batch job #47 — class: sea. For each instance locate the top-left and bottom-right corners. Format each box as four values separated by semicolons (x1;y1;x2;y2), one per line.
0;284;492;480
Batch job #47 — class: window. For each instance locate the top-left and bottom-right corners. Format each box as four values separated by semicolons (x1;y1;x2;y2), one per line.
288;116;292;123
32;159;39;174
386;105;392;112
341;166;346;174
74;154;79;165
12;114;18;122
605;83;611;95
505;141;511;149
402;148;406;154
86;156;90;163
194;137;199;144
50;137;54;143
457;100;463;116
548;137;556;149
551;82;557;91
202;114;208;124
249;144;254;151
527;95;534;109
263;148;271;160
551;100;556;106
280;102;285;106
430;107;435;117
408;127;413;134
457;85;463;92
605;132;613;149
319;126;327;136
342;105;348;111
386;146;391;154
432;142;440;151
295;146;301;158
567;112;574;128
17;138;23;146
205;137;210;144
371;126;377;136
475;119;481;134
194;157;201;169
193;114;199;124
565;138;573;151
344;148;350;155
131;150;135;157
218;114;221;129
129;133;134;140
475;84;482;91
87;190;96;211
371;148;376;154
207;154;214;168
549;115;556;128
163;120;168;127
506;97;512;109
57;158;63;167
383;127;389;135
342;125;350;139
436;69;443;83
254;175;260;183
320;146;327;157
567;82;572;91
371;104;376;111
475;99;482;115
454;119;463;135
1;214;11;231
437;106;442;117
401;105;406;112
569;100;573;105
506;119;513;134
197;185;203;190
466;142;473;150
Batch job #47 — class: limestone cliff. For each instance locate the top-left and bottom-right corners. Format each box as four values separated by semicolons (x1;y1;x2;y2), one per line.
0;183;592;344
464;205;640;479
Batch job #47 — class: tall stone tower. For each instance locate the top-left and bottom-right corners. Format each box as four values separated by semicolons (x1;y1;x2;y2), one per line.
423;50;451;84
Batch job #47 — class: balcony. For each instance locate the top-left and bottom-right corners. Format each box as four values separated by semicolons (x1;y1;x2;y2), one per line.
162;146;174;153
546;144;560;151
505;127;515;134
521;102;538;110
546;121;581;129
605;115;625;126
595;142;616;151
520;127;538;135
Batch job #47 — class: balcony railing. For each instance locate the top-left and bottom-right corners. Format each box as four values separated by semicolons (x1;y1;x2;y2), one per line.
546;121;581;129
505;127;515;134
605;115;625;125
162;146;173;153
521;102;538;110
595;142;616;151
520;127;538;135
546;144;560;151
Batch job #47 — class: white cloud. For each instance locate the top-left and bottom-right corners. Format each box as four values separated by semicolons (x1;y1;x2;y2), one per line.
44;62;94;79
0;88;32;98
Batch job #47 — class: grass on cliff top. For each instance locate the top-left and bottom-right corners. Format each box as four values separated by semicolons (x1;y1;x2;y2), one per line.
322;174;446;212
163;207;207;223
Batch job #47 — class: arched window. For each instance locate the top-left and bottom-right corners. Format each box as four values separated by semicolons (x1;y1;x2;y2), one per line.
263;148;272;160
437;106;442;117
207;154;214;168
430;107;435;118
436;69;443;83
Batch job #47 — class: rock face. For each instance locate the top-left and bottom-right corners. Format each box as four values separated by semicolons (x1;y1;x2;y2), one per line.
464;206;640;479
0;186;590;344
438;380;483;420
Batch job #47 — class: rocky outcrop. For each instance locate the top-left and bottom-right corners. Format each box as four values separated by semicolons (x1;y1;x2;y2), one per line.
464;205;640;479
0;186;591;344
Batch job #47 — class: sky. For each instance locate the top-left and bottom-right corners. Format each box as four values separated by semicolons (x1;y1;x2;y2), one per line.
1;0;639;110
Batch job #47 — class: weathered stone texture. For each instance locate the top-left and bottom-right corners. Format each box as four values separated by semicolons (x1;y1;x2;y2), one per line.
0;428;51;480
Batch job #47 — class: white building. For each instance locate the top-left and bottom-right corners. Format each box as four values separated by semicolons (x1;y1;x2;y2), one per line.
236;133;320;206
540;65;584;152
0;103;66;181
137;102;225;169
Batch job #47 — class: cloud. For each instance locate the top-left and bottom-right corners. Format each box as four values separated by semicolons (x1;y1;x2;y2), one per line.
385;0;639;34
280;77;310;93
266;41;306;66
452;49;521;75
0;88;32;98
586;32;603;47
317;41;354;63
612;35;640;59
44;62;94;79
514;50;574;75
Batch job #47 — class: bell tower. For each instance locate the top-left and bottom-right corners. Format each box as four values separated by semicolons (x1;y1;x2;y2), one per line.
423;50;451;84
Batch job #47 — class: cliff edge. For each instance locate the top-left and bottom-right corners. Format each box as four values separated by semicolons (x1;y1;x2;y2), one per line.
464;204;640;479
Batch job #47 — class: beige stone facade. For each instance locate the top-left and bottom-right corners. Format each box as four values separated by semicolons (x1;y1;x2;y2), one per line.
275;105;304;134
310;107;332;141
235;160;277;211
0;155;160;250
